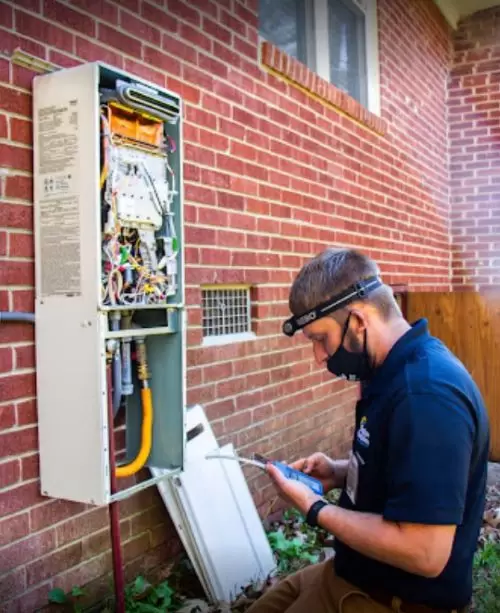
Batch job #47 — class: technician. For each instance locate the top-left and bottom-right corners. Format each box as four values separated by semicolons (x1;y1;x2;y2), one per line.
248;248;490;613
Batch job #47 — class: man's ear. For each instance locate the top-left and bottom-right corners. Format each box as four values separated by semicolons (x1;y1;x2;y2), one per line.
349;307;368;334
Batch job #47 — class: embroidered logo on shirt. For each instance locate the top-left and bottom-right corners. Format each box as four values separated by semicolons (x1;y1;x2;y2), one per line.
356;416;370;448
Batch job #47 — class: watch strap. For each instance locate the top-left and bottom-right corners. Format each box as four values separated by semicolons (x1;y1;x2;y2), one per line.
305;500;328;527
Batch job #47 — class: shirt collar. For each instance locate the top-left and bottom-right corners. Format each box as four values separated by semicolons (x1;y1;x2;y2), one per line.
362;318;430;397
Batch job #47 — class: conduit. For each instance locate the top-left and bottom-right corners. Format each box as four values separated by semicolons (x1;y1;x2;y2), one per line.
0;311;35;323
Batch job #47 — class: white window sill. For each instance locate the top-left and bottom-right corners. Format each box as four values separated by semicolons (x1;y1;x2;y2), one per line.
201;332;257;347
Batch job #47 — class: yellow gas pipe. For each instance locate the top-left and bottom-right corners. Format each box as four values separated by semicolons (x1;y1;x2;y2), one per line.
115;337;153;478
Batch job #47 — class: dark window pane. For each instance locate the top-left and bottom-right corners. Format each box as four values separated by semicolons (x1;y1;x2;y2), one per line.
328;0;367;104
259;0;307;63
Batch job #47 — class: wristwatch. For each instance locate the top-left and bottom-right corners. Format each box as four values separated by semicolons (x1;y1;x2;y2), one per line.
305;500;328;527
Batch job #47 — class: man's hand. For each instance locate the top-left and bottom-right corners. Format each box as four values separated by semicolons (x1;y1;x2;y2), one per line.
289;453;348;492
266;463;322;515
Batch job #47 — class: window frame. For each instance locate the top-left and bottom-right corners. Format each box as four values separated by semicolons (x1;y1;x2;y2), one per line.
259;0;381;116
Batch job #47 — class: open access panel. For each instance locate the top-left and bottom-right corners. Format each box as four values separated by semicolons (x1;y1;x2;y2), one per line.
33;62;185;505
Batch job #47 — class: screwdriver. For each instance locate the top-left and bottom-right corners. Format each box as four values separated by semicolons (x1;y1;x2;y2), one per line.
205;450;324;496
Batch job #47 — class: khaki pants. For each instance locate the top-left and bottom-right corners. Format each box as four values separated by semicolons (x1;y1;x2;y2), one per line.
245;560;466;613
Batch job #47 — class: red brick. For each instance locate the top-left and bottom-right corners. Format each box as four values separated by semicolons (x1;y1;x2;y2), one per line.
123;59;165;87
0;86;31;116
4;583;54;613
8;232;33;258
0;405;16;430
43;0;95;36
16;398;37;426
69;0;117;22
0;568;26;605
21;453;39;480
75;36;123;67
5;176;32;201
141;2;178;32
143;46;182;78
198;52;228;79
0;426;37;457
0;481;44;517
0;321;34;345
15;10;74;53
11;65;38;90
220;9;246;37
0;231;6;256
183;64;214;91
10;118;32;146
26;542;83;587
41;46;89;76
0;512;29;548
167;0;200;26
162;33;197;63
0;144;32;172
186;106;216;129
12;290;34;312
0;113;7;138
0;459;20;488
56;507;108;547
234;34;255;60
234;0;257;26
11;0;41;10
0;30;46;59
120;10;161;47
0;260;34;286
98;23;142;57
0;3;13;27
179;22;211;52
30;498;86;531
14;344;35;370
0;347;12;373
165;77;200;104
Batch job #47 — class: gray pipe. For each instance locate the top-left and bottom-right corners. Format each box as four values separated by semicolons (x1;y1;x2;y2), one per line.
112;350;122;417
109;313;122;417
0;312;35;323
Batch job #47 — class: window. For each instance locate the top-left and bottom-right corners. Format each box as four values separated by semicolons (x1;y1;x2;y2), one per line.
259;0;380;114
201;285;255;346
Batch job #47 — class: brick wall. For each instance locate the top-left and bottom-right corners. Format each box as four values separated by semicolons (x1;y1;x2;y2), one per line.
449;6;500;289
0;0;452;609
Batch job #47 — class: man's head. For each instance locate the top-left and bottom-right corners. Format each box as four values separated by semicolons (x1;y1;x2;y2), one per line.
284;248;408;380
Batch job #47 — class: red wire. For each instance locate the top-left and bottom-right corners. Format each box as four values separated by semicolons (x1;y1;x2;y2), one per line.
106;364;126;613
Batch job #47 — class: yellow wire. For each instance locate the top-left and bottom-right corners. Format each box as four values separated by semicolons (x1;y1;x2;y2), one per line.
115;386;153;478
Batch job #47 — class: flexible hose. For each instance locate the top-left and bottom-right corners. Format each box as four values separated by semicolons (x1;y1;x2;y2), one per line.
115;385;153;478
0;312;35;323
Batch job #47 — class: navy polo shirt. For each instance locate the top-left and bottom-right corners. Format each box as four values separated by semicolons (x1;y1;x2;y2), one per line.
333;319;490;609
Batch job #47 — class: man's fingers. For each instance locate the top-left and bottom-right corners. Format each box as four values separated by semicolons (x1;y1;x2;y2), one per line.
289;458;307;471
266;463;288;488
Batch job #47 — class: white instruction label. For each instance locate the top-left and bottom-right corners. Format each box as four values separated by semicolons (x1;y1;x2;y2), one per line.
37;101;81;297
40;196;81;297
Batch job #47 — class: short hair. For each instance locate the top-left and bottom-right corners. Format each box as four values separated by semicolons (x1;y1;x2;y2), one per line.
288;248;401;321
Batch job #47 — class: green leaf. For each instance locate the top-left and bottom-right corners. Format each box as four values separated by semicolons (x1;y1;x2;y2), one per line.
48;588;67;604
71;586;85;597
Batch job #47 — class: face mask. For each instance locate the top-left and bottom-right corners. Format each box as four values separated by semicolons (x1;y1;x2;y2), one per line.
326;314;374;382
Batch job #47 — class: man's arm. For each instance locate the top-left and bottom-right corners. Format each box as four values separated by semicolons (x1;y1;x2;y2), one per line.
268;465;456;578
270;391;474;579
315;504;456;578
330;459;349;489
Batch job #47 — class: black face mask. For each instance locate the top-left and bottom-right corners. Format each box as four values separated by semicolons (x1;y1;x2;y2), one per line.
326;314;374;382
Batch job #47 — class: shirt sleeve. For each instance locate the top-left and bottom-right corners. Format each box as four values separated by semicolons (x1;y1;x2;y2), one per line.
383;392;475;525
